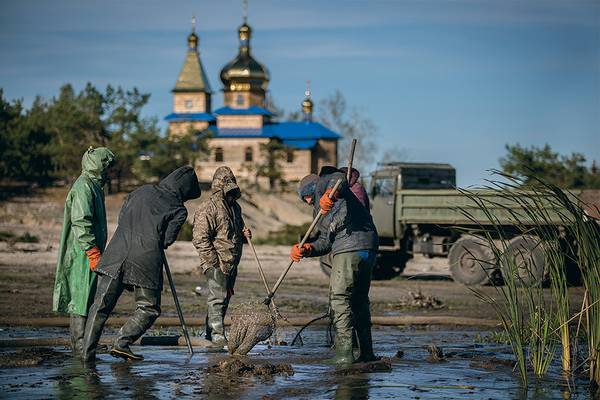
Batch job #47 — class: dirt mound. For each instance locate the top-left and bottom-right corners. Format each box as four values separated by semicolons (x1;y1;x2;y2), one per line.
0;347;67;368
334;357;393;375
206;356;293;378
228;301;276;355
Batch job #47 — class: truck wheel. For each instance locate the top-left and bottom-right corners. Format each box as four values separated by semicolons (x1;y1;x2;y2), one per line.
448;236;495;286
500;235;546;286
320;255;332;277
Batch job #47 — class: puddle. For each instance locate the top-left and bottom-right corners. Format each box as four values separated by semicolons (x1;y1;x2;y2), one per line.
0;326;593;399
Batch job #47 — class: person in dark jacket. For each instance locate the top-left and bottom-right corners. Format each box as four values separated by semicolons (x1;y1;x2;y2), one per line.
291;170;379;366
192;167;251;348
82;166;201;362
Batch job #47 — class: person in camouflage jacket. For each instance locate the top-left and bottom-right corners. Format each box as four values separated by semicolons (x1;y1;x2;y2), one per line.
192;166;251;347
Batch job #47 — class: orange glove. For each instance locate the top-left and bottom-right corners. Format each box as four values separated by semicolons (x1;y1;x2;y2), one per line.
319;188;338;214
86;247;101;271
290;243;312;262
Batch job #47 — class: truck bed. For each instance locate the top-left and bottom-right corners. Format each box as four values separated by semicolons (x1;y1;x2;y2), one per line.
397;189;568;226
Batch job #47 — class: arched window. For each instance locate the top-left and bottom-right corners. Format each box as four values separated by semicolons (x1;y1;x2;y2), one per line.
244;146;253;162
215;147;224;162
286;149;294;163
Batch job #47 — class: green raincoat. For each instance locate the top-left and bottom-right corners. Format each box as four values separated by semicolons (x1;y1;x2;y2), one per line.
52;147;115;316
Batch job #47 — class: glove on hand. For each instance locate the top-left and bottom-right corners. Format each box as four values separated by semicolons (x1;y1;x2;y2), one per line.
290;243;312;262
319;188;339;214
86;247;101;271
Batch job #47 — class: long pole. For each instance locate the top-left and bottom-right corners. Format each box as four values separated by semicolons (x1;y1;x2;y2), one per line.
163;253;193;355
264;178;343;305
346;138;357;182
247;237;281;315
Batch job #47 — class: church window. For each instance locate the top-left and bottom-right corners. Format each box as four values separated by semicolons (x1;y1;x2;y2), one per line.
185;100;193;109
286;150;294;163
215;147;224;162
244;147;253;162
236;94;244;106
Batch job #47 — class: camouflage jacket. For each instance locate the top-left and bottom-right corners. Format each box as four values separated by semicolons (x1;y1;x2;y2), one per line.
192;167;245;274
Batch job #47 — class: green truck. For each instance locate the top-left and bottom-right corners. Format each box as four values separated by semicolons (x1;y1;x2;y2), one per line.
322;162;572;285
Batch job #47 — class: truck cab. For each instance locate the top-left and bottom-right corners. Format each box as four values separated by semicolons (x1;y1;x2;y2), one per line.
370;162;456;247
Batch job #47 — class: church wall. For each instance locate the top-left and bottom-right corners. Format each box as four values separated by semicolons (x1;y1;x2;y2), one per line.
315;139;338;172
216;115;264;129
168;121;209;137
196;137;269;182
173;92;208;113
281;149;311;182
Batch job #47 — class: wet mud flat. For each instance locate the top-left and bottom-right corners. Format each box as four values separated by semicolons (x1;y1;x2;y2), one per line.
0;326;594;399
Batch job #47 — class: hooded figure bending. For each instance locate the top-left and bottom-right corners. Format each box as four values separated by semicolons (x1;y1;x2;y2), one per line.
82;166;201;362
53;147;115;357
293;170;379;367
192;166;251;348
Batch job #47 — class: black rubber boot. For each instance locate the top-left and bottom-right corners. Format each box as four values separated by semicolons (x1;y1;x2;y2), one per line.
112;286;161;360
354;327;380;363
327;336;354;367
70;314;87;356
110;345;144;361
82;275;124;363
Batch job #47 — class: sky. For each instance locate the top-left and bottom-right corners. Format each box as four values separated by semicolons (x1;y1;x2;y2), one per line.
1;0;598;187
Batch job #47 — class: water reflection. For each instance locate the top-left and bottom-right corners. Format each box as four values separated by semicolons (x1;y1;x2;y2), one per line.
54;360;108;400
334;375;370;400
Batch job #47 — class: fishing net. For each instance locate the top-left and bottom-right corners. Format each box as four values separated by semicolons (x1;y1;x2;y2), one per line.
228;301;277;355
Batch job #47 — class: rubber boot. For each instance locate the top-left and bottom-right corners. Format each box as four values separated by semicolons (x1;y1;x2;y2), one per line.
70;314;86;357
355;327;380;363
205;267;230;348
327;336;354;367
110;346;144;361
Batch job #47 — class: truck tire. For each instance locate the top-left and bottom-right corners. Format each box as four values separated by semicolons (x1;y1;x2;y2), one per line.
500;235;546;286
448;236;495;285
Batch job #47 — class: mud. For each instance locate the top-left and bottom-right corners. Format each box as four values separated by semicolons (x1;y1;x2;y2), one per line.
334;357;393;375
0;347;67;368
398;289;445;309
206;356;293;378
228;301;276;355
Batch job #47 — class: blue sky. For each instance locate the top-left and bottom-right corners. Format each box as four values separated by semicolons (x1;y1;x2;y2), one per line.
1;0;598;186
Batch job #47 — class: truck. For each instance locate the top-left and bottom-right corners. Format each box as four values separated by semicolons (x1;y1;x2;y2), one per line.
321;162;575;286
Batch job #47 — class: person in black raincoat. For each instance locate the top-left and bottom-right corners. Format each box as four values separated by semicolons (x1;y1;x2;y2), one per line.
82;166;201;362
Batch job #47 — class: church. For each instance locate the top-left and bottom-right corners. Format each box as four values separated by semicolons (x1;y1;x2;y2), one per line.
164;16;340;183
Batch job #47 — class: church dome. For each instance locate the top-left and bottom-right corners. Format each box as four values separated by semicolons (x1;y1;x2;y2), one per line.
220;22;270;91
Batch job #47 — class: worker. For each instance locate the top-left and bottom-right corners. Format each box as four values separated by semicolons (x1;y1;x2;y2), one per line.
53;147;115;357
82;166;201;362
192;166;251;348
292;170;379;366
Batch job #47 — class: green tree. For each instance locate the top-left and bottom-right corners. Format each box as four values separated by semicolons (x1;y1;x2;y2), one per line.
256;139;289;190
500;143;599;189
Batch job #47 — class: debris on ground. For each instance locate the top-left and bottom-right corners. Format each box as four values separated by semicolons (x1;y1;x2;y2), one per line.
398;289;444;309
335;357;393;375
395;350;404;359
469;356;515;370
426;344;445;362
205;356;293;378
0;347;67;368
228;301;276;355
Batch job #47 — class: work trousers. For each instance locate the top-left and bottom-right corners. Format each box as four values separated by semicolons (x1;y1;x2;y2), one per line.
329;250;375;346
204;266;237;341
82;272;161;361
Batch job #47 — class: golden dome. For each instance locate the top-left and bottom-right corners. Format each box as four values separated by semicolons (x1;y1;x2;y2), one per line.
220;22;270;92
302;82;313;120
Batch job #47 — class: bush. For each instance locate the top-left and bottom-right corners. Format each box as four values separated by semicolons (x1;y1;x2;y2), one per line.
177;221;193;241
253;223;311;245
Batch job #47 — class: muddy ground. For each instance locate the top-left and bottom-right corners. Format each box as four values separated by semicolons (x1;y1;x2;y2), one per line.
0;187;594;398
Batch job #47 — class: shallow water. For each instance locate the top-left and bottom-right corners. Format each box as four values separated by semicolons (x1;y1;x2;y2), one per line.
0;326;592;399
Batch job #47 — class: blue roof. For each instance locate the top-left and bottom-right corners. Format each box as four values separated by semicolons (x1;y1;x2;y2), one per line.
213;106;274;116
164;112;215;122
203;121;340;149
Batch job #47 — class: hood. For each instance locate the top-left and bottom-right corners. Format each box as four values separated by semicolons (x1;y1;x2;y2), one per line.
339;167;360;186
314;171;349;201
82;147;116;185
211;166;240;200
159;166;201;201
297;174;319;202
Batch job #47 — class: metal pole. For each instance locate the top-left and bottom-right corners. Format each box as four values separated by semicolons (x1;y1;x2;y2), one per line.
264;178;343;304
163;253;194;355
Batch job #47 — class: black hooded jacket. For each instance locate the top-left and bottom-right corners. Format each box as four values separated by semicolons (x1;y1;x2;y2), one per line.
95;166;201;290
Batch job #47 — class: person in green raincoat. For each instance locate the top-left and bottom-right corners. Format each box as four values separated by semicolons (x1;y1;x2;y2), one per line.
52;146;115;356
